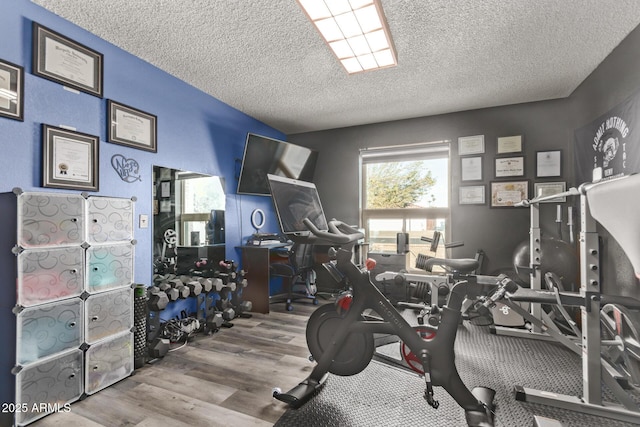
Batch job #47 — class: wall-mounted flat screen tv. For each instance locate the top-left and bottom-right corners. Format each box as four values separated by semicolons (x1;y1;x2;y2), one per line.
237;133;318;196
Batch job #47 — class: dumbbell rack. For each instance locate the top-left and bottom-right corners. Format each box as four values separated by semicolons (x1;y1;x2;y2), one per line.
0;189;136;427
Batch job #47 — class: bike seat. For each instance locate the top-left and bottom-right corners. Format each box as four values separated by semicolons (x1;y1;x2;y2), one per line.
423;257;479;274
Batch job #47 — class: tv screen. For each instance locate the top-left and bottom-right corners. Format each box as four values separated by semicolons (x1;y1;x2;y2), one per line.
237;133;318;195
267;174;328;235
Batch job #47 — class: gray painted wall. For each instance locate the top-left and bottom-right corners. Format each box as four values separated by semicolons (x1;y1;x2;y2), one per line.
289;24;640;297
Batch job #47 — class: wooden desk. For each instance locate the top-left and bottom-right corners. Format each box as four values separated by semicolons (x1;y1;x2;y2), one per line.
238;244;290;314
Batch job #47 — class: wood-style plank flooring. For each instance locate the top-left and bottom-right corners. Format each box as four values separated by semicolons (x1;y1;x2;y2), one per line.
30;300;323;427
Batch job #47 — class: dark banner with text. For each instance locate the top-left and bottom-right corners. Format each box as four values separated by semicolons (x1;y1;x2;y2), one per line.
574;89;640;184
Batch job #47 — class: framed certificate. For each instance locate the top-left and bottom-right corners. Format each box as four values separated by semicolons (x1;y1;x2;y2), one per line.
458;135;484;155
490;180;529;208
534;182;567;202
536;150;562;177
42;124;99;191
32;23;103;97
461;156;483;181
497;135;523;154
0;58;24;121
495;156;524;177
459;185;485;205
108;100;158;152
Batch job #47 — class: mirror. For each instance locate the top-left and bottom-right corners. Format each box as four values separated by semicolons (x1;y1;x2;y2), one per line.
152;166;225;275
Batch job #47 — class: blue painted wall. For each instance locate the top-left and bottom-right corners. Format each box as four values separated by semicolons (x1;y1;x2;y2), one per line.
0;0;283;287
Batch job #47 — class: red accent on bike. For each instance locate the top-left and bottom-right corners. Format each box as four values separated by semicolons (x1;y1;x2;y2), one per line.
400;326;437;375
365;258;377;271
335;293;353;315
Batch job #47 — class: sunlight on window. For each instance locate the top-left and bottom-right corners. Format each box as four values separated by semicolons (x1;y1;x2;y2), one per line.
365;158;448;209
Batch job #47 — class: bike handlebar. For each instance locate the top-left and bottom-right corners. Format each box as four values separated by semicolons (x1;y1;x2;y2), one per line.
302;218;364;244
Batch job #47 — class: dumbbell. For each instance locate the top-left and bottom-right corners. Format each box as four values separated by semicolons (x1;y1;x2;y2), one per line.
157;282;180;301
185;280;203;297
148;337;169;359
205;312;224;333
198;277;213;293
168;278;190;299
147;287;169;311
211;278;224;292
236;300;252;314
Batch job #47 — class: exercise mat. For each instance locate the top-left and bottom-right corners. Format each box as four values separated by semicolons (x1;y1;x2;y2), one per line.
274;322;639;427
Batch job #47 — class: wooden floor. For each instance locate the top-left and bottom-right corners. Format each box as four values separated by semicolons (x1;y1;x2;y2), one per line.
31;300;323;427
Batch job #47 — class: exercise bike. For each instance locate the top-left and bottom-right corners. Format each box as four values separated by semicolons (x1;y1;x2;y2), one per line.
273;218;507;427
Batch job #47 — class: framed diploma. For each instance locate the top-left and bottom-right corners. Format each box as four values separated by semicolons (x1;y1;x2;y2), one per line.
0;59;24;121
536;150;562;177
461;156;483;181
458;135;484;155
497;135;523;154
490;180;529;208
533;181;567;202
42;124;99;191
108;100;158;152
32;23;103;98
495;156;524;177
459;185;485;205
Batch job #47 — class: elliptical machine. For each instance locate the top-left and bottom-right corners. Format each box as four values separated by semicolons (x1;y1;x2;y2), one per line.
273;218;505;427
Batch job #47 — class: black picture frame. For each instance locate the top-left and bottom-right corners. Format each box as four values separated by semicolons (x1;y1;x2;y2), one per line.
495;156;525;178
459;185;486;205
42;124;99;191
497;135;523;154
490;180;529;208
460;156;483;182
32;23;104;98
107;100;158;152
536;150;562;177
0;58;24;121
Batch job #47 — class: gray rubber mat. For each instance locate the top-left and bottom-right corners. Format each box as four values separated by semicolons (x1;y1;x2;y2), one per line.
274;322;640;427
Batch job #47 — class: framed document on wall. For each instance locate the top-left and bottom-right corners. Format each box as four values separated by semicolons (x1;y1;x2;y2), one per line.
458;135;485;155
32;23;104;97
497;135;523;154
459;185;485;205
536;150;562;177
461;156;483;181
490;180;529;208
0;59;24;121
42;124;99;191
108;100;158;152
495;156;524;177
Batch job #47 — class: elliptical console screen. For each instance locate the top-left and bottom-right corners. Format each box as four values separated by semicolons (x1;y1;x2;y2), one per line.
267;174;328;235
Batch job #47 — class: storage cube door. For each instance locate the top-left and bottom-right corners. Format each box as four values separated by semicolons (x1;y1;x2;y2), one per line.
17;193;86;249
85;332;133;395
17;246;85;306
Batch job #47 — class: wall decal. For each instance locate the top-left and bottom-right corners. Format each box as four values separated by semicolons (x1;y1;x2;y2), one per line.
111;154;141;183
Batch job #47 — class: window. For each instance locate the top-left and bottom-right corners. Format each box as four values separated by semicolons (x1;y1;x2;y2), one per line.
176;174;225;246
360;142;450;269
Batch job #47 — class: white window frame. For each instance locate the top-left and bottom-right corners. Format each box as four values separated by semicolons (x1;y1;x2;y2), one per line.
359;141;451;260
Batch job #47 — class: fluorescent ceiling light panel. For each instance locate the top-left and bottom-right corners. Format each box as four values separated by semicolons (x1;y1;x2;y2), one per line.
365;29;388;51
330;40;354;59
373;49;395;66
354;5;382;33
349;0;374;9
358;53;378;70
298;0;331;20
347;35;370;56
325;0;352;15
298;0;397;74
341;57;363;73
315;17;343;42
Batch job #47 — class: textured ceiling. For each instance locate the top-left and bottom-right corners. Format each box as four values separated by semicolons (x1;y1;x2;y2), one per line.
32;0;640;135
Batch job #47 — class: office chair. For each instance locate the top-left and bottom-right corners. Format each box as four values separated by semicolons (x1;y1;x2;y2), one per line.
269;243;318;311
